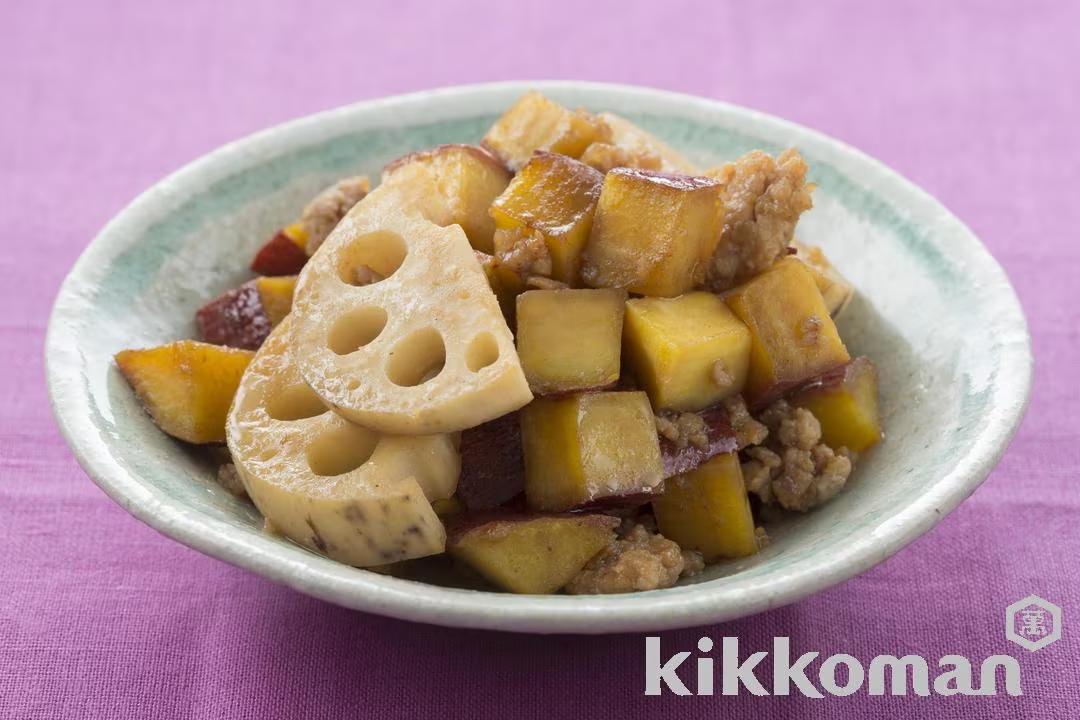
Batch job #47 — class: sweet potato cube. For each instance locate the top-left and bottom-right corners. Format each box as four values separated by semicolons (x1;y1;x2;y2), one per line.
481;91;604;171
581;169;722;297
448;514;618;594
652;452;758;561
516;288;626;395
623;292;751;412
724;257;850;408
385;144;511;253
250;225;308;276
254;275;297;326
197;277;297;350
791;357;882;452
115;340;253;444
195;281;271;351
521;391;664;511
490;152;603;284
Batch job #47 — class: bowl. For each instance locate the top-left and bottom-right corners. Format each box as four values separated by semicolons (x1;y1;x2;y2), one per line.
46;81;1032;633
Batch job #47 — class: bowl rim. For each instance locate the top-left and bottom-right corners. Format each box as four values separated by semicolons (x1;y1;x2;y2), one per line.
46;80;1033;633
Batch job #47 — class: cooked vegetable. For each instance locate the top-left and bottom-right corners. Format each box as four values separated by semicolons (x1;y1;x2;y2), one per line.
490;151;603;284
115;340;253;444
481;91;605;171
724;257;850;408
448;513;618;594
581;168;722;297
457;411;525;510
623;292;751;412
250;225;309;276
226;318;460;567
289;155;532;435
254;275;297;326
652;452;758;561
475;250;527;325
521;391;664;511
516;288;626;395
384;144;510;254
195;281;273;350
790;356;882;452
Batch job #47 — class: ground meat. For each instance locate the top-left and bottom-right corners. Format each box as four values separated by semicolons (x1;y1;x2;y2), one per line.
754;526;771;549
681;549;706;576
742;445;782;503
619;512;657;536
723;395;769;448
741;399;854;511
654;411;710;450
215;463;247;497
299;176;371;255
493;226;554;278
579;142;663;173
565;523;690;594
706;149;814;290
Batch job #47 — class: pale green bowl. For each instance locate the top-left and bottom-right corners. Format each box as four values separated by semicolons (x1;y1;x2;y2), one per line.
46;82;1032;633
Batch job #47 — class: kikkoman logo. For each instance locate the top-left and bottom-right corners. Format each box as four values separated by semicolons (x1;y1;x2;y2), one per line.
644;637;1023;697
645;597;1062;696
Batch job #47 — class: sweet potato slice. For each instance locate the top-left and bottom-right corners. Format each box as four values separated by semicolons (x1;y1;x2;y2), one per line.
652;452;758;561
515;288;625;396
447;513;618;593
116;340;253;443
724;257;850;408
623;292;751;412
582;169;722;297
521;391;664;511
790;356;882;452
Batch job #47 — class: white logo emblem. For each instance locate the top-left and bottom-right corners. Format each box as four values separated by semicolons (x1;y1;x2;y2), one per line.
1005;595;1061;652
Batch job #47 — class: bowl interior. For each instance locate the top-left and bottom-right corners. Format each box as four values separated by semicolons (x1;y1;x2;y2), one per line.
47;83;1031;632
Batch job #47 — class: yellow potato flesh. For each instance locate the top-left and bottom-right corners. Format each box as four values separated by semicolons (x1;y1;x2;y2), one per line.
516;288;626;395
623;292;751;412
652;452;758;561
521;391;664;511
724;257;850;408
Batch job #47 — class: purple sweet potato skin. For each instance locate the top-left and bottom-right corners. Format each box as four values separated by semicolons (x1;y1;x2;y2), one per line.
457;412;525;510
659;407;738;478
251;230;308;276
195;281;270;351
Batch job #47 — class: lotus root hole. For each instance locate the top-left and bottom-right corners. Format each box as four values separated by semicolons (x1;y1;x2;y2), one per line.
305;425;379;477
266;383;328;421
465;332;499;372
337;230;407;287
385;327;446;387
328;306;388;355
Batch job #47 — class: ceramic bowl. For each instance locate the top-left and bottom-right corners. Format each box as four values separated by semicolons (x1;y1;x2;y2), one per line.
46;82;1032;633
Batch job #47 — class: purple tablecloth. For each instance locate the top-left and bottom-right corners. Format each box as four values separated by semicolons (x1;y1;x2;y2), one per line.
3;1;1076;717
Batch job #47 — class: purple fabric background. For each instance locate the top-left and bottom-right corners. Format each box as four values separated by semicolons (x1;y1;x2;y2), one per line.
2;0;1076;717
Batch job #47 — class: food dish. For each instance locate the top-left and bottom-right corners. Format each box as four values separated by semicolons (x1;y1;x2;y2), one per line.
111;91;880;595
46;83;1032;630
